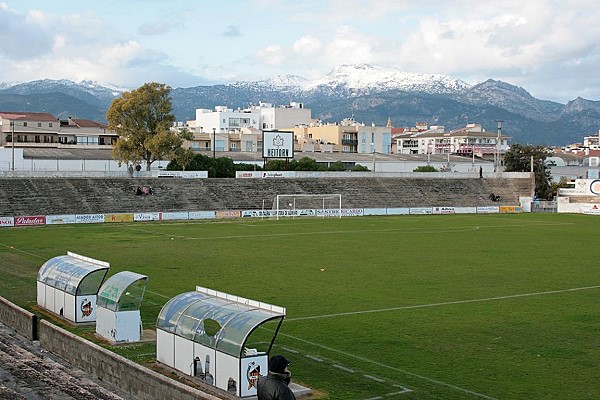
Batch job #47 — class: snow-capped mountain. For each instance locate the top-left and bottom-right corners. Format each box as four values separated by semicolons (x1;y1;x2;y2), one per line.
249;64;470;95
306;64;470;94
1;65;600;145
1;79;123;106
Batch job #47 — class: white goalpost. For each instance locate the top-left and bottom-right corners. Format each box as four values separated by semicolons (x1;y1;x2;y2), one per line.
272;194;342;220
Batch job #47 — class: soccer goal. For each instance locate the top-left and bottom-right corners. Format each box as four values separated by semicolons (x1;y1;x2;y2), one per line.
272;194;342;220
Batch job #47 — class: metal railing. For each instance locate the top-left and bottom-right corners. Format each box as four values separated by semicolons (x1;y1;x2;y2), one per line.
531;201;557;213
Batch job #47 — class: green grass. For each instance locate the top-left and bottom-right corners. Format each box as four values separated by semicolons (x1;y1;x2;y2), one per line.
0;214;598;399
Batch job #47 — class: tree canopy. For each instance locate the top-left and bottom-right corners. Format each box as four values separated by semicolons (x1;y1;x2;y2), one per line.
167;155;368;176
504;144;553;199
107;82;192;171
413;165;438;172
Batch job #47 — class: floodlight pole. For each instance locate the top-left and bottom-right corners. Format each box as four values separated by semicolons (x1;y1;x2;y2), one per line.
212;128;216;158
495;120;503;172
11;121;15;171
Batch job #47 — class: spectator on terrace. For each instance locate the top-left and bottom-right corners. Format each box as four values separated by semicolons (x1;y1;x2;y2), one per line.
136;186;143;195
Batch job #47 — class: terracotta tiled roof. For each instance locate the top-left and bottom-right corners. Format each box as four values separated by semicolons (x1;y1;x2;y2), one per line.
0;112;58;121
70;119;107;128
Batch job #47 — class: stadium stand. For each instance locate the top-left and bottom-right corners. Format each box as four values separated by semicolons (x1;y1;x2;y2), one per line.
0;177;531;217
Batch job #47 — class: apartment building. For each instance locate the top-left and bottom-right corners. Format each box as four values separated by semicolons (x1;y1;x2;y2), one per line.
0;112;117;148
289;118;392;154
394;123;509;160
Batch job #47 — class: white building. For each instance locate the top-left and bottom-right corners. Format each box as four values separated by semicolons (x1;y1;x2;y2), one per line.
195;106;260;134
194;102;312;134
394;123;509;161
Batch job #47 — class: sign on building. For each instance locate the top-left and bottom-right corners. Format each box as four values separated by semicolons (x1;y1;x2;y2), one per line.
262;131;294;159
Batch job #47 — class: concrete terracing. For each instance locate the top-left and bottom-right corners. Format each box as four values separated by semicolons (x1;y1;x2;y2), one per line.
0;176;532;217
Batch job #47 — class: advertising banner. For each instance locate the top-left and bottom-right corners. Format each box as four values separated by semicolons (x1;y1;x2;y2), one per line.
589;179;600;195
433;207;455;214
477;206;500;214
0;216;15;227
46;214;77;225
134;212;162;221
387;208;410;215
161;212;189;220
409;207;433;215
216;210;241;219
363;208;387;216
105;213;134;223
499;206;523;214
242;210;273;218
151;170;208;178
189;211;216;220
75;214;105;224
15;215;46;226
341;208;364;217
454;207;477;214
580;204;600;215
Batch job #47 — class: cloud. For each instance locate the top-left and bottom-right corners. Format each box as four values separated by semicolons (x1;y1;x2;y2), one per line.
138;20;172;36
221;25;241;37
0;5;210;89
293;36;321;55
254;45;286;66
0;5;53;59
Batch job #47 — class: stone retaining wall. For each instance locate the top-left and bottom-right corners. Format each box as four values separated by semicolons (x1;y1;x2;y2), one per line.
0;295;37;340
38;320;235;400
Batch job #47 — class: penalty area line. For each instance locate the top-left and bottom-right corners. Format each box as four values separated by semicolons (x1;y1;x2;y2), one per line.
286;285;600;322
278;331;499;400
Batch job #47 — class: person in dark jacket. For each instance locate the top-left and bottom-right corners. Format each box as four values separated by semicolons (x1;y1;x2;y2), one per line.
256;355;296;400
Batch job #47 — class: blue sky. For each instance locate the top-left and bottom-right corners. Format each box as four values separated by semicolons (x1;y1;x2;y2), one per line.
1;0;599;103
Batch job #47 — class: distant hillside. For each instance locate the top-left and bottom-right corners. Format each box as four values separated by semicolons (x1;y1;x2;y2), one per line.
2;65;600;146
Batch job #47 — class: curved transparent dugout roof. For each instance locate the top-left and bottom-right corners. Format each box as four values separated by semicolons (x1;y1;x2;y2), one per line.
37;252;109;295
157;288;286;357
97;271;148;312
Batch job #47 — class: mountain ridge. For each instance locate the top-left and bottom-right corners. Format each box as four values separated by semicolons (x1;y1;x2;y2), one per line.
1;64;599;146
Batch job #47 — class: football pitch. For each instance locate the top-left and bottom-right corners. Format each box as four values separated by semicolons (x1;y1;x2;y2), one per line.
0;213;598;399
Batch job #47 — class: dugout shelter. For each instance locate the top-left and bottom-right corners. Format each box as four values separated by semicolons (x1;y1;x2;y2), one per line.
37;252;109;323
96;271;148;343
156;286;286;397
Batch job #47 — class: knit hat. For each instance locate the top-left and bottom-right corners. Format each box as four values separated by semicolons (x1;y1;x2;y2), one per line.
269;355;290;373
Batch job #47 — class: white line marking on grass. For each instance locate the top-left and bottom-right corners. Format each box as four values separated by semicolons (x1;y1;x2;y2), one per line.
0;243;46;259
278;331;498;400
117;218;574;242
364;374;386;383
305;354;324;362
387;385;412;395
119;225;485;242
333;364;356;373
281;347;299;353
285;285;600;322
363;397;383;400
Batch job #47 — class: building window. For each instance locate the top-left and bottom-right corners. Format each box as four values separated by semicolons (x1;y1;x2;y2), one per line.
23;122;28;127
49;123;53;127
37;122;42;127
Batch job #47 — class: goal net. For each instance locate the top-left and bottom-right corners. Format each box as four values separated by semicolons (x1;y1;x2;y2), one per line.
271;194;342;220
